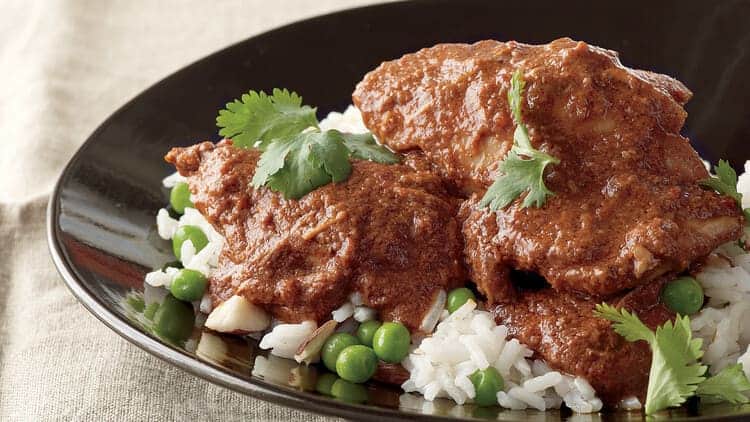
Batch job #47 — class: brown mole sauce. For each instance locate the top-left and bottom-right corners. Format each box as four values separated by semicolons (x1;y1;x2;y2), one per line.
165;140;466;332
490;279;674;407
355;37;743;303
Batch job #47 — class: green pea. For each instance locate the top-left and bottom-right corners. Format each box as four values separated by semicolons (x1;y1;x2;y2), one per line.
469;367;504;406
315;373;339;396
321;333;360;372
372;322;410;363
356;320;382;347
335;345;377;383
172;225;208;260
662;276;704;315
331;379;369;403
169;182;194;214
153;294;195;344
170;269;208;302
447;287;476;314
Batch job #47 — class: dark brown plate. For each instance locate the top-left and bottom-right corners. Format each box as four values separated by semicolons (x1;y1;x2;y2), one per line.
47;0;750;420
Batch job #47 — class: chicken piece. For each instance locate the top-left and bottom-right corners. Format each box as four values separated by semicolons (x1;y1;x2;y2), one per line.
354;38;743;300
353;38;693;194
490;280;674;407
165;140;465;331
461;188;741;301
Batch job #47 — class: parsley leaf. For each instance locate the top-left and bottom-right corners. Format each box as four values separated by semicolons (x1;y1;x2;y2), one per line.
594;303;708;415
479;70;559;211
252;130;352;199
339;132;400;164
697;364;750;404
216;88;319;149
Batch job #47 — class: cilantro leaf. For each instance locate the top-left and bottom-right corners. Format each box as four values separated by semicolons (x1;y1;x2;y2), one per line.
218;88;400;199
716;159;739;188
217;88;319;149
701;177;740;204
697;364;750;404
479;150;559;209
700;159;743;204
339;132;400;164
252;136;292;188
594;304;708;415
700;159;750;225
646;316;707;415
593;303;653;342
507;70;526;125
479;70;559;211
252;130;351;199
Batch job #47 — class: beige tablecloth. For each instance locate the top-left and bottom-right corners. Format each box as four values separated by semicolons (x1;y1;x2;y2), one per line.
0;1;387;420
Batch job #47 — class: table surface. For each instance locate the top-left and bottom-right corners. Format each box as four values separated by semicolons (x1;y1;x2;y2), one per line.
0;1;386;420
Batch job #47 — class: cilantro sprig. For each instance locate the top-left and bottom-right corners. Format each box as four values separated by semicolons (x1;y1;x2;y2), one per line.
594;304;750;414
252;130;351;199
700;160;750;221
340;132;400;164
697;364;750;404
479;70;559;210
217;89;319;150
217;89;398;199
701;160;741;203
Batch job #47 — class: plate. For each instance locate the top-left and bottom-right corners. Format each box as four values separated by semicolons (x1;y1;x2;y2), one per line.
47;0;750;420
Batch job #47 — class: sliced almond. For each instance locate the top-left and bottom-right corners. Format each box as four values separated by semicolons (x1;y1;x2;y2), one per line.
204;295;270;334
631;244;658;278
418;289;446;333
294;319;337;364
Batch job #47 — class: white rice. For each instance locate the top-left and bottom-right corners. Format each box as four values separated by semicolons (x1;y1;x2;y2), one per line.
256;295;379;361
737;161;750;210
354;306;377;323
691;164;750;375
145;192;224;312
319;105;369;133
148;106;750;413
331;302;355;322
144;265;179;288
402;299;603;413
331;292;377;323
161;171;187;188
259;320;317;359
